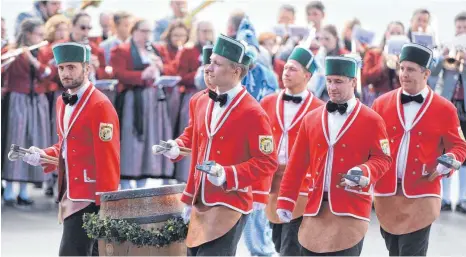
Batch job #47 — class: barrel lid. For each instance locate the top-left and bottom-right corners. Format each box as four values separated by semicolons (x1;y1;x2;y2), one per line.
100;184;186;202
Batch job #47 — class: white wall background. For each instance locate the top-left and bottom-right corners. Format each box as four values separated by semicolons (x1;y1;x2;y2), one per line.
2;0;465;46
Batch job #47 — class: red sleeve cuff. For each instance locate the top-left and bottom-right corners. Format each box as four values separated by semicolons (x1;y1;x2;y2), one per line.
180;191;194;205
224;166;238;191
252;191;269;204
276;197;296;211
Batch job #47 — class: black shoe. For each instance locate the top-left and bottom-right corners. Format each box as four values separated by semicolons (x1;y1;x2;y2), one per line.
17;196;34;206
45;187;54;197
441;202;452;211
456;202;466;214
33;182;43;189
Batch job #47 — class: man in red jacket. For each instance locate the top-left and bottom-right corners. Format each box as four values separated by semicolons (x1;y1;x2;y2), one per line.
260;45;324;256
161;34;278;256
277;55;392;256
372;43;466;256
22;42;120;256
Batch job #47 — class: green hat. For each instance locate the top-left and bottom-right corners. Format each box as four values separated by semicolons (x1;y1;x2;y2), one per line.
212;34;251;66
52;42;91;65
202;45;213;65
399;43;433;69
325;56;359;78
288;46;318;73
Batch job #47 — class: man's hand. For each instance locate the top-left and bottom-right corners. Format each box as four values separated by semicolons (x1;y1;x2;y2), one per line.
206;164;226;186
22;146;45;166
340;167;370;188
276;209;292;223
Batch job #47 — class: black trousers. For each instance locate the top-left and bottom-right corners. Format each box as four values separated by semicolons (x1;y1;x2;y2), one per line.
380;225;431;256
187;214;248;256
59;203;100;256
270;216;303;256
299;238;364;256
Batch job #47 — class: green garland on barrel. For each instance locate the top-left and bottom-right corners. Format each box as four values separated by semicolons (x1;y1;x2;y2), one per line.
82;213;188;248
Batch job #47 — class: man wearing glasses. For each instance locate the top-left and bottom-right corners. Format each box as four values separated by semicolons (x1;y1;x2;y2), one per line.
69;12;112;80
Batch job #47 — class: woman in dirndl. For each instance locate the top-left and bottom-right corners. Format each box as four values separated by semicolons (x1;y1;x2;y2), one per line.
37;14;71;197
172;20;214;182
111;19;173;189
2;18;52;206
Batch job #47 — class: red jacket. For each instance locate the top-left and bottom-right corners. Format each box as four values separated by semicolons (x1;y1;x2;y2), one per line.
372;88;466;197
256;90;324;203
155;43;180;76
177;44;202;88
362;49;401;94
110;42;153;91
178;87;278;213
2;52;51;94
277;101;392;221
43;84;120;205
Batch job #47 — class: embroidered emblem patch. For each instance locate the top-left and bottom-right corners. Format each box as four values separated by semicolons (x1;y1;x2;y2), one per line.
99;123;113;142
459;127;465;141
380;139;390;156
259;135;274;155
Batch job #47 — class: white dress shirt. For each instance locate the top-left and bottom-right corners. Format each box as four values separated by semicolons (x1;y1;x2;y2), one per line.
210;83;243;130
324;97;358;192
62;82;90;159
397;87;429;179
59;81;91;223
278;89;310;165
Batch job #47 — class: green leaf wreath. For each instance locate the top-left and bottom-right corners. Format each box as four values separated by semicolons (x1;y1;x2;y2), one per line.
82;213;188;248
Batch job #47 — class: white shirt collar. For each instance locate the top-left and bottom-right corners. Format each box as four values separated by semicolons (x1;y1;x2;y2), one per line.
346;97;358;114
285;89;309;100
68;81;90;100
217;83;243;107
402;87;429;98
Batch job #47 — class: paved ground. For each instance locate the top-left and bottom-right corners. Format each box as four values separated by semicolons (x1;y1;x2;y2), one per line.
2;182;465;257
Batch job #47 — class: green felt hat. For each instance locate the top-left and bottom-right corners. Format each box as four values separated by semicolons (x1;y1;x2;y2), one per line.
212;34;251;66
399;43;433;69
325;56;359;78
288;46;318;73
202;45;213;65
52;42;91;65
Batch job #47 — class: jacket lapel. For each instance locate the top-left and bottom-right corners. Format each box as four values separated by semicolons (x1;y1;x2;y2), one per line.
335;100;362;143
396;87;433;131
275;90;285;132
212;88;248;135
58;100;65;136
322;100;362;146
64;85;95;138
289;91;314;128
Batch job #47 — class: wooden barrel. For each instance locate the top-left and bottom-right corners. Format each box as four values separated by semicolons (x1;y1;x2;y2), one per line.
98;184;186;256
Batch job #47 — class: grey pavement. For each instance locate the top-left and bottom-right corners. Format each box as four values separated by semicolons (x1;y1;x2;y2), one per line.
1;184;465;257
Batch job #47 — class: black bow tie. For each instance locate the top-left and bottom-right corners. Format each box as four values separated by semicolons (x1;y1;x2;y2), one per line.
62;92;78;106
282;94;303;104
326;101;348;115
401;93;424;104
208;90;228;107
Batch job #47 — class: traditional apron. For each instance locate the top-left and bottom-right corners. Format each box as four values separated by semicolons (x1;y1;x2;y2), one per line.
117;39;173;179
265;165;307;224
298;201;368;253
374;185;440;235
186;195;242;248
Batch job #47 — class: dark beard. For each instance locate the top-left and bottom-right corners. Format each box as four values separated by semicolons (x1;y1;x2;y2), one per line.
62;71;85;90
